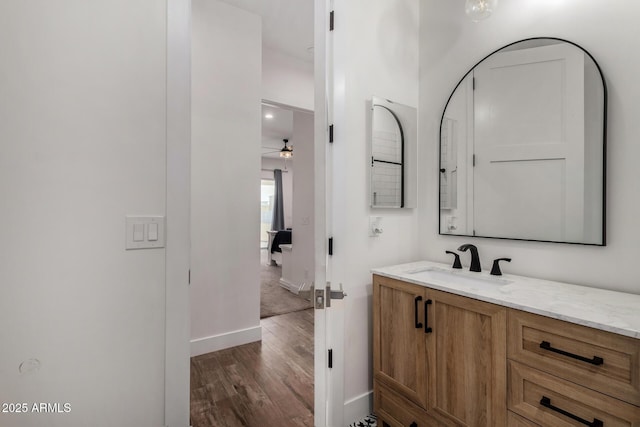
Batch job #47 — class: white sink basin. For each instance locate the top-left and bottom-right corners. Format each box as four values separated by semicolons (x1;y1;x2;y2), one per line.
406;267;513;287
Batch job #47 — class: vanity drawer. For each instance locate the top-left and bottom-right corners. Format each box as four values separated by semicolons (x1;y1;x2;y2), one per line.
508;361;640;426
507;411;539;427
375;382;432;427
507;309;640;405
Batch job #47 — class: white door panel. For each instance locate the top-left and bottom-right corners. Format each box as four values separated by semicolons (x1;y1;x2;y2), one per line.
474;43;585;241
314;0;340;425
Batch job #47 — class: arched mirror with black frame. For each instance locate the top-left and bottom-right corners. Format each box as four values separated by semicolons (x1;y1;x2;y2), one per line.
371;101;405;208
439;37;607;245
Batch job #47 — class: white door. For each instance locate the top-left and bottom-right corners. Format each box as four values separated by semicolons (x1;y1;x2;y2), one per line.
314;0;345;425
473;43;586;241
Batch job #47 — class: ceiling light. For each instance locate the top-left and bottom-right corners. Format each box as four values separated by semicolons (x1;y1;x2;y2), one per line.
265;113;274;119
280;139;293;158
465;0;497;22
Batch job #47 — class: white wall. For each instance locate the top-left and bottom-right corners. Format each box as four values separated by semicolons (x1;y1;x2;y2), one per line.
291;111;316;287
165;0;191;424
263;47;315;111
330;0;420;418
261;157;293;229
191;0;262;355
0;1;168;426
419;0;640;294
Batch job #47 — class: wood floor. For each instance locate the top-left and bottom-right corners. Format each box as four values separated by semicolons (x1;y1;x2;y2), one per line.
190;308;314;427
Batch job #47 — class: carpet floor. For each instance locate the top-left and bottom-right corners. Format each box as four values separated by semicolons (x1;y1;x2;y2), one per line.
260;250;313;318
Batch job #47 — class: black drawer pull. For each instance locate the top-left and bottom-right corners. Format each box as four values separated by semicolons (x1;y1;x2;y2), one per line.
414;296;423;329
410;423;418;427
540;341;604;365
424;299;433;333
540;396;603;427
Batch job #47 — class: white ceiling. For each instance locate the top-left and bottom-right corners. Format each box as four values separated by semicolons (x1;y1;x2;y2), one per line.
261;103;294;158
218;0;314;62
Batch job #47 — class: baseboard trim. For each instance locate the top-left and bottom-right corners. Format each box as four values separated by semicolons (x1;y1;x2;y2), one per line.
344;390;373;424
190;325;262;357
279;278;299;294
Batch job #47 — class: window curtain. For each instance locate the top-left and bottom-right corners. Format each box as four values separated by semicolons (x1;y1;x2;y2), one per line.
271;169;285;231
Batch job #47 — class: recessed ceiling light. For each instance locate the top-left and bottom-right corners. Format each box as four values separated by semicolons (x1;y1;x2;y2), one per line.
265;113;274;119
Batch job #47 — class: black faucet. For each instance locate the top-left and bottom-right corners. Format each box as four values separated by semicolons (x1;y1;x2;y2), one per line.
458;244;481;272
445;251;462;269
491;258;511;276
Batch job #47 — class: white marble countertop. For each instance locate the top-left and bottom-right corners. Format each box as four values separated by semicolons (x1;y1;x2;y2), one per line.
372;260;640;339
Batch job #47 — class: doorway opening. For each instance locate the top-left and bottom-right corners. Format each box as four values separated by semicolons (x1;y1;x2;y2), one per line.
260;102;315;320
188;0;320;424
190;101;316;427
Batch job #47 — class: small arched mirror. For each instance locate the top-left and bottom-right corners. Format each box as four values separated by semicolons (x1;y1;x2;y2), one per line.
371;101;405;208
439;38;606;245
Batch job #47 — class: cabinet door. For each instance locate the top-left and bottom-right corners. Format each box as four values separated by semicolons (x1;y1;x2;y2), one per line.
427;289;507;427
373;275;429;408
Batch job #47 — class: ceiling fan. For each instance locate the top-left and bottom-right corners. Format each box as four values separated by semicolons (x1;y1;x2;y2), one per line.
263;138;293;158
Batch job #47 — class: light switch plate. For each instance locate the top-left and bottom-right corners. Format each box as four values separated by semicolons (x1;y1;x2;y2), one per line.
125;216;165;249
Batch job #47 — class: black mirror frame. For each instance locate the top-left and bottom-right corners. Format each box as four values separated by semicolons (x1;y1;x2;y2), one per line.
438;37;607;246
372;103;405;208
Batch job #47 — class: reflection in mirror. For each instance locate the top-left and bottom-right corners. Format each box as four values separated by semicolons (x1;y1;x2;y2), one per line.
370;97;417;209
439;38;606;245
371;101;404;208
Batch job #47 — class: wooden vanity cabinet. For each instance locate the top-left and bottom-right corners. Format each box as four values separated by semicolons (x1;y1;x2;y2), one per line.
507;309;640;426
373;272;640;427
373;274;507;427
507;309;640;406
373;275;429;411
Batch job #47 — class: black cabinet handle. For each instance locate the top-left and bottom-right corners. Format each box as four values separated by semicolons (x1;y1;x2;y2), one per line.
540;341;604;366
414;296;423;329
540;396;603;427
410;422;418;427
424;299;433;333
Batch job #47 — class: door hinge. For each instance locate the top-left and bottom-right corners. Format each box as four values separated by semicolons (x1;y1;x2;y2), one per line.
472;77;476;90
328;349;333;368
328;237;333;256
472;154;476;167
188;269;191;285
329;10;334;31
329;124;334;143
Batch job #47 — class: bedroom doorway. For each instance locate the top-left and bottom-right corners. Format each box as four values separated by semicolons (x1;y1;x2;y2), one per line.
260;101;315;319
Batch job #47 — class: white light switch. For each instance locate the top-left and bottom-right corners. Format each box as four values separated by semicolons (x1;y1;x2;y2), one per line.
126;216;165;250
148;223;158;241
133;223;144;242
